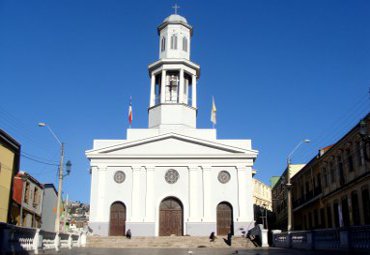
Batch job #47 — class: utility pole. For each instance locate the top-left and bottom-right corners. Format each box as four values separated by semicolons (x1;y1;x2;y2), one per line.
287;139;310;231
39;123;71;233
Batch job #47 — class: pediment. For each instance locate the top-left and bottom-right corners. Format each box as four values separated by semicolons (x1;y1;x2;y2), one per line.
86;133;257;158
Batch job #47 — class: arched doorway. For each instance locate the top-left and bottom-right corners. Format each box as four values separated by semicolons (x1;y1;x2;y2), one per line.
217;202;233;235
159;197;183;236
109;202;126;236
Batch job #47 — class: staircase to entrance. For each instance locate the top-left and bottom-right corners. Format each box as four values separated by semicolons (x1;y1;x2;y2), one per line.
87;236;256;249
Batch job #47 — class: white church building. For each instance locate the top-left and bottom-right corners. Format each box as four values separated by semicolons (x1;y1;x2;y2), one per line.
86;12;258;237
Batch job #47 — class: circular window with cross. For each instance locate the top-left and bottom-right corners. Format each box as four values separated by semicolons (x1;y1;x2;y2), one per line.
165;169;179;184
218;171;231;184
114;171;126;184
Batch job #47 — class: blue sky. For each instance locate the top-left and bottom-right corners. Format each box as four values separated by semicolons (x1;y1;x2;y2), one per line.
1;0;369;203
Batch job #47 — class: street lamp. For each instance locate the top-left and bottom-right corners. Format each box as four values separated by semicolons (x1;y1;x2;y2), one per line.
38;122;71;232
260;203;269;229
286;139;310;232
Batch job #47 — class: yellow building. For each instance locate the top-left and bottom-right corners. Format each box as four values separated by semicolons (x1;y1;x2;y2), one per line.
271;164;305;230
292;113;370;230
0;129;20;223
253;178;272;228
253;178;272;211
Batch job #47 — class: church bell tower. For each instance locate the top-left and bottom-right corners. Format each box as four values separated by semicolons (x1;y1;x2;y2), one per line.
148;12;200;130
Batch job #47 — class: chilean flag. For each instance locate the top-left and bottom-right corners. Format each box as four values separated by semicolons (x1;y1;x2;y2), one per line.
128;96;133;126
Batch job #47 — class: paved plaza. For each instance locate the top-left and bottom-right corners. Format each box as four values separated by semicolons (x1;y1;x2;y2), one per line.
40;248;370;255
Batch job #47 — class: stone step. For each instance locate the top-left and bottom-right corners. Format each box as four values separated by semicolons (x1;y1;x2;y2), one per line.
87;236;256;248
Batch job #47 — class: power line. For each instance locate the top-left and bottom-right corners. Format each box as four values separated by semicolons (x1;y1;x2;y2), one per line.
21;153;58;166
22;151;58;164
0;105;61;163
295;92;369;164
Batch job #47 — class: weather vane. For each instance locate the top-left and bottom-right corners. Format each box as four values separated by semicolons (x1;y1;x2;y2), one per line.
172;4;180;14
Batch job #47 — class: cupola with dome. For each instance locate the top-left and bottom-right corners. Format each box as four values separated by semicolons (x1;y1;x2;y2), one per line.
157;13;192;60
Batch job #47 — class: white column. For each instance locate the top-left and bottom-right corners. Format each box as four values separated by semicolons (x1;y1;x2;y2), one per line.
192;75;197;108
160;70;166;103
150;74;155;107
179;69;184;104
185;79;189;105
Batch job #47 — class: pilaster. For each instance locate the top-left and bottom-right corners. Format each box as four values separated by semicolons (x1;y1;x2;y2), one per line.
202;166;212;221
89;166;98;220
97;166;107;221
188;166;201;221
131;166;142;221
357;187;365;225
145;166;155;221
237;165;254;222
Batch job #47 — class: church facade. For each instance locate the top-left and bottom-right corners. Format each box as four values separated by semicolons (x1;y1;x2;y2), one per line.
86;13;258;237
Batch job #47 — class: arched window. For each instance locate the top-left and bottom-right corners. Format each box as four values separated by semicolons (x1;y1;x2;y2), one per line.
171;35;177;49
161;37;166;52
183;37;188;52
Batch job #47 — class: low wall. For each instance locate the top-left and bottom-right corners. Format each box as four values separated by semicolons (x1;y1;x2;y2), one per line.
272;225;370;251
0;222;85;254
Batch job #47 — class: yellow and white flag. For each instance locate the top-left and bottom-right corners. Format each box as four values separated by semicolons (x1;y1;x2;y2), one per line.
211;96;217;126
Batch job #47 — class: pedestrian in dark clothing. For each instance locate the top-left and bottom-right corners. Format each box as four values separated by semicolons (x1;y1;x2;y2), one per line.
223;231;232;246
209;232;215;242
126;229;132;239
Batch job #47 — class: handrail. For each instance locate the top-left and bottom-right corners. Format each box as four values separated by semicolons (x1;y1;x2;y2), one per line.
272;226;370;251
0;222;86;254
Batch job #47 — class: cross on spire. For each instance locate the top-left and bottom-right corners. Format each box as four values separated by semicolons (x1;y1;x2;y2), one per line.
172;4;180;14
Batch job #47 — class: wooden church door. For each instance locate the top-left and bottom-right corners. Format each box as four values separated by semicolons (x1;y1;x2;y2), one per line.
159;197;183;236
109;202;126;236
217;202;233;235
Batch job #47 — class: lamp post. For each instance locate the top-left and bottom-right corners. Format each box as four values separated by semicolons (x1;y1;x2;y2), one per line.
263;203;269;230
286;139;310;232
38;122;71;232
260;203;269;229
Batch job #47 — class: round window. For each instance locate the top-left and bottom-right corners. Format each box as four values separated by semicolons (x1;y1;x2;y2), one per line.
165;169;179;184
114;171;126;184
218;171;231;184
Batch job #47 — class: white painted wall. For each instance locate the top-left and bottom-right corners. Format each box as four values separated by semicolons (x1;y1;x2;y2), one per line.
159;24;191;60
88;146;256;236
148;104;196;129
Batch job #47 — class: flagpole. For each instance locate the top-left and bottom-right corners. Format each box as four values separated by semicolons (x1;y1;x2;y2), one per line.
128;96;133;129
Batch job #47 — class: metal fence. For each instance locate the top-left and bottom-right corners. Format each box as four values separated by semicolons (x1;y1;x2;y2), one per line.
272;225;370;251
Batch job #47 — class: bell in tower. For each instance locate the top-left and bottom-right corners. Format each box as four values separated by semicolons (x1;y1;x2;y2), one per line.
168;73;179;103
